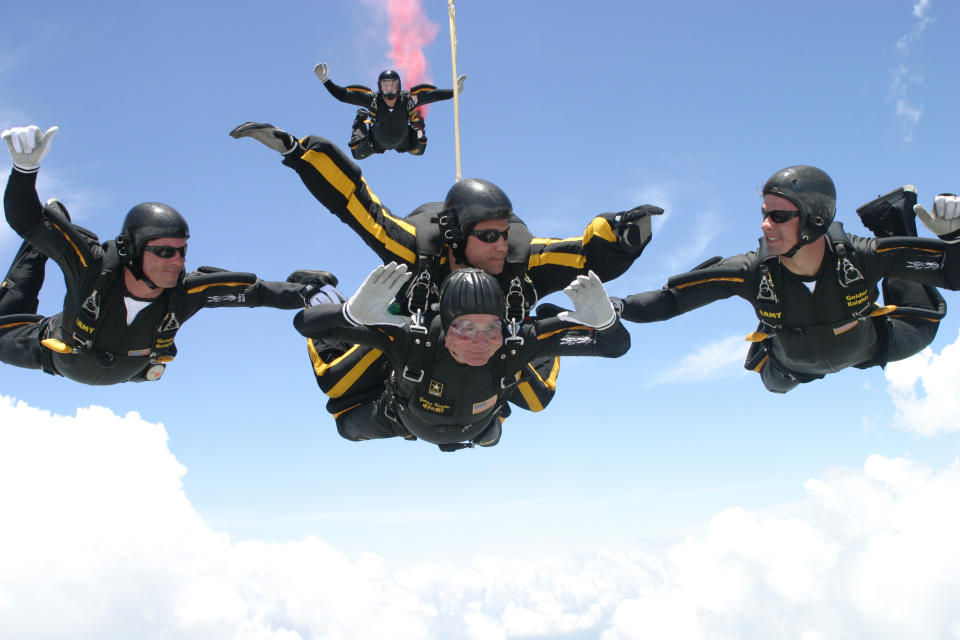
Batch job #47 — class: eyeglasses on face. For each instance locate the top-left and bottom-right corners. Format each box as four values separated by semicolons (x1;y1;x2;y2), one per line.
143;245;187;259
449;318;503;341
762;209;800;224
469;228;509;243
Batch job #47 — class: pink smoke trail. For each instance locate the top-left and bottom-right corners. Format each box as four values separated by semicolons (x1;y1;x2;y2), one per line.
387;0;440;115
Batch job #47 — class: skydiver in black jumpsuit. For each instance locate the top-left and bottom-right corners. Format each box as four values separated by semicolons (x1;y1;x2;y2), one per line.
229;122;660;430
613;165;960;393
312;63;466;159
0;125;337;385
293;263;630;451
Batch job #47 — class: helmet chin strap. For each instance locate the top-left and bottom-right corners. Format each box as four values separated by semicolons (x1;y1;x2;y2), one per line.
127;265;160;290
782;241;804;259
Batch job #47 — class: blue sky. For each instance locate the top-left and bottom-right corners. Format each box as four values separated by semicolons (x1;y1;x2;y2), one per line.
2;1;960;637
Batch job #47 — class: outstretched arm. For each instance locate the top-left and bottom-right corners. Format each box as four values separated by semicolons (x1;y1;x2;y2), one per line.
525;205;664;297
314;63;376;107
186;268;339;313
617;253;754;323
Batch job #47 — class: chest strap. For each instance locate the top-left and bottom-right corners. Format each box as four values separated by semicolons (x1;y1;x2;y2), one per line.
755;223;869;330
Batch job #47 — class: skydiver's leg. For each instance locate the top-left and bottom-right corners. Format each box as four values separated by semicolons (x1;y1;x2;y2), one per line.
0;240;55;371
333;389;418;442
349;110;377;160
857;186;944;364
334;400;405;441
0;240;47;315
473;416;502;447
509;357;560;412
875;279;944;364
401;123;426;156
307;339;397;420
278;134;391;228
758;355;823;393
281;135;366;209
0;316;48;370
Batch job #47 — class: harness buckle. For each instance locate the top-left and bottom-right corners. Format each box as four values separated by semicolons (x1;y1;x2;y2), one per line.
505;326;524;346
757;272;777;303
409;315;428;334
402;366;425;383
407;270;433;332
838;256;864;287
71;331;94;351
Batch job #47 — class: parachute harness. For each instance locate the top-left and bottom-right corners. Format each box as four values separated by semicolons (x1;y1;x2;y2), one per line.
504;276;526;346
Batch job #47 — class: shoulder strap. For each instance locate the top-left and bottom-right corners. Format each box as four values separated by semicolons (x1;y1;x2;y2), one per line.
398;319;442;385
402;204;446;328
753;260;783;330
826;223;871;318
71;242;123;349
71;241;182;369
494;334;528;396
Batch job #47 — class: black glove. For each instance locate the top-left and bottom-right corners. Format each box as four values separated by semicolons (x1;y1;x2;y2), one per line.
616;205;663;250
286;269;338;288
534;302;568;318
286;269;342;306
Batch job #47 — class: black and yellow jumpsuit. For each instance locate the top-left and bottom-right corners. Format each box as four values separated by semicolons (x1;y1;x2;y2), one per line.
293;302;631;448
278;135;648;426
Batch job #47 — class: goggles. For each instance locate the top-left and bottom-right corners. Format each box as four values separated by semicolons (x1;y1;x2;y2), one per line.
762;209;800;224
143;245;187;259
469;228;509;243
449;318;503;341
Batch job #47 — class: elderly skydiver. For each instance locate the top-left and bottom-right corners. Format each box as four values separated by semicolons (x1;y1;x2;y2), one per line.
294;262;630;451
229;121;661;434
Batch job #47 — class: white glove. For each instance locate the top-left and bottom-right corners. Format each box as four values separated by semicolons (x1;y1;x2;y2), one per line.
915;194;960;241
344;262;411;327
456;74;466;94
557;270;617;330
309;283;347;306
314;62;329;82
2;125;59;172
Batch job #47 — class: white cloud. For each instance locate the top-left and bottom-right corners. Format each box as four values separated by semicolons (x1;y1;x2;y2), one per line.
656;334;748;384
884;328;960;436
4;396;960;638
889;1;933;143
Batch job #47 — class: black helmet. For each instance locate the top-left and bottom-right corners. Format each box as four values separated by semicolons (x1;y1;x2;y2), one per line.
439;268;505;328
441;178;513;262
762;165;836;251
117;202;189;282
377;69;401;98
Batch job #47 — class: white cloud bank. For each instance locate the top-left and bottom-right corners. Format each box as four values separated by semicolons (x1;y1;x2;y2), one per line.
657;334;748;384
885;328;960;436
3;395;960;639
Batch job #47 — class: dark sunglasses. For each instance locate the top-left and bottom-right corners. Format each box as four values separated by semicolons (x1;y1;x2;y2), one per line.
143;245;187;259
469;228;509;243
762;209;800;224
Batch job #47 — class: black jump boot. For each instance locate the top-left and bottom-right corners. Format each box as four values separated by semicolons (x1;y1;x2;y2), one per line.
857;185;919;237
